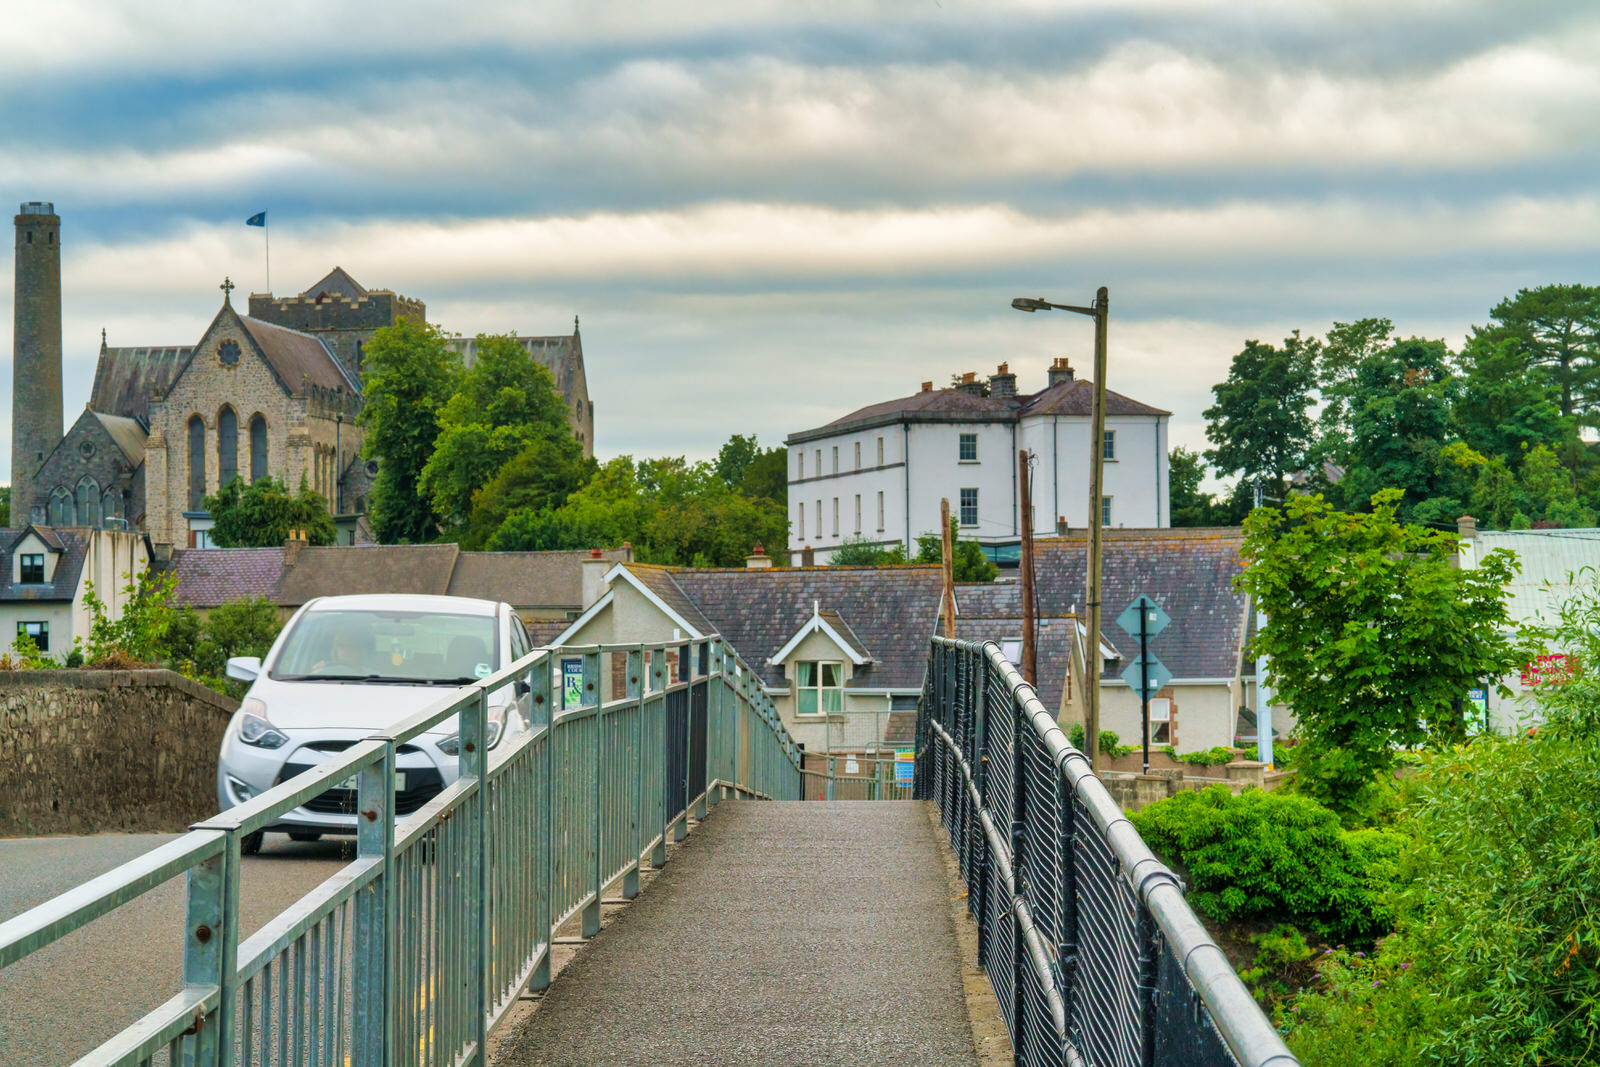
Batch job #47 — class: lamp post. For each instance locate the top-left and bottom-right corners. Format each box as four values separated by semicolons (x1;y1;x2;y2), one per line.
1012;287;1109;768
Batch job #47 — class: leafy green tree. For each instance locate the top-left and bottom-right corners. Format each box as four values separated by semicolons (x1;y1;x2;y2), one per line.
192;596;281;679
205;476;335;548
1314;317;1394;453
81;569;181;666
1331;337;1456;520
421;334;576;530
1474;283;1600;421
1203;333;1317;502
1468;456;1525;529
1452;333;1571;464
714;433;762;488
712;433;787;503
1238;489;1534;816
462;438;594;550
911;520;998;582
0;485;11;527
1169;446;1240;527
831;536;910;566
357;319;461;544
1518;443;1597;527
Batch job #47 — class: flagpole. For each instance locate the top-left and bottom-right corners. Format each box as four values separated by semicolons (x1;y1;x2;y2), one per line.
264;220;271;294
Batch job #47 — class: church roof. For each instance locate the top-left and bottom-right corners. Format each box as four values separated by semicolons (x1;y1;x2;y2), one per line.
238;316;360;394
91;411;148;466
299;266;368;302
90;345;190;423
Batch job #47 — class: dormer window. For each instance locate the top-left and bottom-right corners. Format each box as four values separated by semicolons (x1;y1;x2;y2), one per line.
19;553;44;584
796;661;844;716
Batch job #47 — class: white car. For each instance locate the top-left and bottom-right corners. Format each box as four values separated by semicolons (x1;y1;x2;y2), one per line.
217;593;534;852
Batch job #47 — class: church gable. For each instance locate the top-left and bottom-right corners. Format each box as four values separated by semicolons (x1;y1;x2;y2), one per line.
32;408;142;528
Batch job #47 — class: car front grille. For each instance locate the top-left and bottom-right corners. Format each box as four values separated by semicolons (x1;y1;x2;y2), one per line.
276;763;444;816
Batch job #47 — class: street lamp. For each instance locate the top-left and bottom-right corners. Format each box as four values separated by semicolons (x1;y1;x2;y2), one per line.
1012;286;1109;769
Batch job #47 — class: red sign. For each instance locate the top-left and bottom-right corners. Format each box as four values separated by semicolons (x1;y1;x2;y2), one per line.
1521;653;1577;687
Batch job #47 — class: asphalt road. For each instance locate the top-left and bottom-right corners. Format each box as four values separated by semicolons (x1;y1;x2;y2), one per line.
0;832;349;1066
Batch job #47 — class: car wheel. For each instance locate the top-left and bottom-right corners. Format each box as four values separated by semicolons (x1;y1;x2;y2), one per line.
242;830;265;855
287;831;322;843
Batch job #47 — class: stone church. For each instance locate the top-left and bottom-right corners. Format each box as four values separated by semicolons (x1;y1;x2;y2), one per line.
11;204;594;549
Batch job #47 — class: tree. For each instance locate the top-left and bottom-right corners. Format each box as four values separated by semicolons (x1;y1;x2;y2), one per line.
1169;446;1239;527
831;536;909;566
421;333;575;530
1452;333;1571;465
1518;443;1597;528
1315;317;1394;451
1238;489;1534;816
205;476;336;548
912;520;998;582
1474;283;1600;421
0;485;10;527
1203;333;1317;501
1331;337;1456;520
462;437;594;550
357;318;461;544
192;596;281;680
1469;456;1525;530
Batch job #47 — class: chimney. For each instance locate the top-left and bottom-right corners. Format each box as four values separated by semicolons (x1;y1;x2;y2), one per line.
1457;515;1478;540
954;371;985;397
745;543;773;569
1056;515;1068;536
621;540;633;562
800;545;816;568
989;362;1017;399
581;547;610;608
920;380;934;393
1048;357;1075;387
283;530;306;570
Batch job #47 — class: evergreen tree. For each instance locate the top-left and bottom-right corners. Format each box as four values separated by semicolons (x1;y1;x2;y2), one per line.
1474;283;1600;421
1202;333;1317;503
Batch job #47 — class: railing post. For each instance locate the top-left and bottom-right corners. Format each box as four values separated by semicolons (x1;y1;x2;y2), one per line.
583;649;602;938
707;640;723;807
460;684;490;1063
624;646;644;899
353;739;396;1065
1011;685;1028;1061
695;643;710;821
973;649;992;967
531;655;554;992
180;838;231;1067
652;648;669;868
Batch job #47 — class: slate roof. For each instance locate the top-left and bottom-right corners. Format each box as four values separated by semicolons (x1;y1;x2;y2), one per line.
788;380;1168;443
0;526;87;602
1027;529;1250;681
524;619;573;647
168;548;287;608
816;609;872;662
666;565;944;689
277;544;460;606
621;564;716;637
90;345;190;423
953;582;1077;710
299;266;368;302
92;412;149;466
239;316;361;395
448;548;630;608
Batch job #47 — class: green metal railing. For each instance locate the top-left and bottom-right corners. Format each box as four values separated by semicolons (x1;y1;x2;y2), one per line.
0;636;801;1066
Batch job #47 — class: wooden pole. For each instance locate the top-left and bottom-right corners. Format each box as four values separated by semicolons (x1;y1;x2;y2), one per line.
940;497;956;638
1018;449;1037;685
1084;286;1109;768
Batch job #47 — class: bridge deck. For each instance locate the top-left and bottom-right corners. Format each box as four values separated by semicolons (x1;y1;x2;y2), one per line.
497;800;980;1066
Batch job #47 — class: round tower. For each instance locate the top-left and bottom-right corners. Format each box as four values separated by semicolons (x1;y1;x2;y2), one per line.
12;202;63;524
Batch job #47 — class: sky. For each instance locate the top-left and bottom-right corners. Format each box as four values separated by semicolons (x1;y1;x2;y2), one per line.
3;0;1598;489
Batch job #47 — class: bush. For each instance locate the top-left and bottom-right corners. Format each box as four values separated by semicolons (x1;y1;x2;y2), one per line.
1161;745;1239;766
1130;785;1402;944
1067;723;1137;757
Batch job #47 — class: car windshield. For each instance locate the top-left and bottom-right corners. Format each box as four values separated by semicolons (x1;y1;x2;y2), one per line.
270;609;498;684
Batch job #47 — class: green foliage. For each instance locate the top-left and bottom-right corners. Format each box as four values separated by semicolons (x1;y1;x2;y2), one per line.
1475;283;1600;421
357;318;462;544
5;630;56;668
830;536;909;566
1238;490;1536;816
82;569;181;666
912;520;999;582
205;476;336;548
1160;745;1238;766
1130;785;1403;943
1203;332;1317;500
1239;924;1316;1010
1169;446;1244;526
462;438;594;551
737;445;788;504
189;597;281;680
0;485;10;527
1329;337;1457;520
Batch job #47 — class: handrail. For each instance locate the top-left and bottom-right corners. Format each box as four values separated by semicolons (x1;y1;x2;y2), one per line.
1;634;801;1066
919;637;1299;1067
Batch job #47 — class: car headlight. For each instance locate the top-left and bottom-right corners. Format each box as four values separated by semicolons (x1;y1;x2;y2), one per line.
227;775;256;802
237;699;289;750
438;708;506;756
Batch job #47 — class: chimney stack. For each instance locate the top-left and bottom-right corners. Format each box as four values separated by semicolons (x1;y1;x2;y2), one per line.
954;371;986;397
745;544;773;569
581;547;610;608
989;362;1017;399
1047;357;1075;387
920;380;934;393
800;545;816;567
1056;515;1068;536
1457;515;1478;540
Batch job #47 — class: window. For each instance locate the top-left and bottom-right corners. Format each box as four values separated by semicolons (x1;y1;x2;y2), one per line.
1102;496;1113;527
815;449;821;477
959;488;978;527
103;489;121;524
831;446;838;474
249;414;268;482
1103;430;1116;461
17;621;48;653
797;452;804;480
832;497;839;536
959;433;978;462
1150;697;1172;745
815;499;822;538
188;415;206;511
49;487;73;526
795;660;844;715
877;491;885;531
854;442;860;470
854;494;861;534
19;554;44;584
877;437;884;466
217;406;238;487
798;502;805;538
76;477;101;528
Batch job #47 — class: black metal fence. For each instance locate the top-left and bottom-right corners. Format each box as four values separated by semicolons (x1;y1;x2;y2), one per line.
917;638;1299;1067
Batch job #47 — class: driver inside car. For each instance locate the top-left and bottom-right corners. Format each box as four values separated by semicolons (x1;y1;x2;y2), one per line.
312;623;374;675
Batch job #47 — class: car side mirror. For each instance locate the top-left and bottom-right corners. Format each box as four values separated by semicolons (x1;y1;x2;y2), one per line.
226;656;262;682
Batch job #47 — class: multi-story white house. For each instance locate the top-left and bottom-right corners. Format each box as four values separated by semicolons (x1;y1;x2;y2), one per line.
785;359;1170;564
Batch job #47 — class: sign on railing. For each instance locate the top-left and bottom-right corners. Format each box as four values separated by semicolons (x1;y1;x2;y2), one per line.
918;637;1300;1067
0;636;801;1066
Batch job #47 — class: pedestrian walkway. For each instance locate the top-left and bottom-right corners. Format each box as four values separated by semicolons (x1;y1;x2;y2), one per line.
496;801;981;1067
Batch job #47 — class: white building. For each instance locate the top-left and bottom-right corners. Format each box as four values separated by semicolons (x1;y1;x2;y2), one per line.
0;525;152;659
785;359;1170;564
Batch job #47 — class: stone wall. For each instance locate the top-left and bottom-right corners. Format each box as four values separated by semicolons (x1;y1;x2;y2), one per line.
0;669;237;836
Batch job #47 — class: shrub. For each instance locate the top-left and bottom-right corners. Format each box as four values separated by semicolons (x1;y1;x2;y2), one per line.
1130;785;1402;944
1067;723;1137;757
1160;745;1239;767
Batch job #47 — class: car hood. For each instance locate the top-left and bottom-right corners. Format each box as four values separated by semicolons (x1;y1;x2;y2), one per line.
245;677;484;736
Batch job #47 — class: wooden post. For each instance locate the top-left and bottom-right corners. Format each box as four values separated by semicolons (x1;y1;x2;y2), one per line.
940;497;956;638
1084;286;1109;768
1018;449;1037;685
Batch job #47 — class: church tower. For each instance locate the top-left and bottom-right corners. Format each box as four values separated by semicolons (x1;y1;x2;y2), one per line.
12;202;63;523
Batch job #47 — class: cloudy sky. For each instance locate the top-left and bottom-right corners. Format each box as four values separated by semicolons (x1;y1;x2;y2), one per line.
3;1;1598;486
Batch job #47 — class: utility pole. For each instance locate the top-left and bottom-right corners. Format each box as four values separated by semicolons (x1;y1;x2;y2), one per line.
1018;449;1037;685
940;497;956;639
1252;480;1274;768
1085;286;1109;768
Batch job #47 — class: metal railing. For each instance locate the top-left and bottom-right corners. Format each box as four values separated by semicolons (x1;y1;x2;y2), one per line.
918;638;1298;1067
798;754;916;800
0;636;801;1066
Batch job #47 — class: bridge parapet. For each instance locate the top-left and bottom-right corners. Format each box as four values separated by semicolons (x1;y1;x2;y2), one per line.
919;637;1300;1067
0;636;801;1066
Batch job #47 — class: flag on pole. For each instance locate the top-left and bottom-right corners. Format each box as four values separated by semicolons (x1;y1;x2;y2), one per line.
246;211;266;227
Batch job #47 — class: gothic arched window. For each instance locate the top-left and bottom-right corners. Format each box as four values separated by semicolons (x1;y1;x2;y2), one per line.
49;486;73;526
217;406;238;487
188;415;206;511
76;476;101;528
102;489;121;524
249;414;268;483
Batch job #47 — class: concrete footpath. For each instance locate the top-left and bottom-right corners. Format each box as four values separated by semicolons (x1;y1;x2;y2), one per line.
495;801;981;1067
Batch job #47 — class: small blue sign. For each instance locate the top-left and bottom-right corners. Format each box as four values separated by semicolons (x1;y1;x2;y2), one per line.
561;659;584;709
895;747;915;787
1116;595;1171;639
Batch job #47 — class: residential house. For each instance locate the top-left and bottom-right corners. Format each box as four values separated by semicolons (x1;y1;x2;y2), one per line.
785;360;1170;565
0;525;151;658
